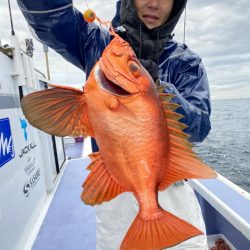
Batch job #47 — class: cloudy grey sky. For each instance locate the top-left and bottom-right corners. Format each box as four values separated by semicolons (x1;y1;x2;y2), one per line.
0;0;250;99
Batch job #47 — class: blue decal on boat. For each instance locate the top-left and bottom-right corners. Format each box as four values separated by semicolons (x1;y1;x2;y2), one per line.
0;118;15;167
20;117;28;141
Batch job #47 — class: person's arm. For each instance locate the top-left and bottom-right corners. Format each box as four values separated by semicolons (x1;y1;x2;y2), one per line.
161;54;211;144
17;0;110;73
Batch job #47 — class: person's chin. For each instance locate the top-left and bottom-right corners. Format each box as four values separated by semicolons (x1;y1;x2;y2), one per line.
142;18;160;29
144;23;158;29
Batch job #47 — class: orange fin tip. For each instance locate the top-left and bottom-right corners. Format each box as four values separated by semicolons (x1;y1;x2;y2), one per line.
168;127;190;140
164;110;184;121
159;93;175;102
167;119;188;131
162;102;181;111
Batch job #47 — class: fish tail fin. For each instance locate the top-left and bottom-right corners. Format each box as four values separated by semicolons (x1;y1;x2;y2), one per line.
120;209;202;250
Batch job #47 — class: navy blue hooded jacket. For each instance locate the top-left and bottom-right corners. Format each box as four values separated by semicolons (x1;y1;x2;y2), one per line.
17;0;211;143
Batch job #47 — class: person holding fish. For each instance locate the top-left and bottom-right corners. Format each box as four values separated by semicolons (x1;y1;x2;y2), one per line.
18;0;213;249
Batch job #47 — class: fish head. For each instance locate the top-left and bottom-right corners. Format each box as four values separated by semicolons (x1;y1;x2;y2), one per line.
87;35;155;98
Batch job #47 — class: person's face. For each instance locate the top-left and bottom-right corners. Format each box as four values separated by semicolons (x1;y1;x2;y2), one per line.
134;0;174;29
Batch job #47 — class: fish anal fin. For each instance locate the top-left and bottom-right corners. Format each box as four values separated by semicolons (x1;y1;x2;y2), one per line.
86;152;105;171
82;156;127;205
120;210;202;250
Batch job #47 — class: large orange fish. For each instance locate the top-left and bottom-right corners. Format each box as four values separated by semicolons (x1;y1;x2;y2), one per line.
21;34;216;250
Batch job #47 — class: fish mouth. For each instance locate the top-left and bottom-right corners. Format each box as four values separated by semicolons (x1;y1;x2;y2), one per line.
95;64;138;96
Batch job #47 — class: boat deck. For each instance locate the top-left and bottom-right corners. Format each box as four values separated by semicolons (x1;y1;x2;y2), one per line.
32;143;95;250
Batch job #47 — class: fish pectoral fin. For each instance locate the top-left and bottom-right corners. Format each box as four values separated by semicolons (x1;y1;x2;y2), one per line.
120;209;203;250
21;84;93;137
159;146;217;190
81;153;127;205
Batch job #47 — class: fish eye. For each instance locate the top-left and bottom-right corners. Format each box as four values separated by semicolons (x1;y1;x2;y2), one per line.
128;61;141;78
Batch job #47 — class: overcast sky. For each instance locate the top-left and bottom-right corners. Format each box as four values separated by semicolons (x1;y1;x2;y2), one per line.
0;0;250;99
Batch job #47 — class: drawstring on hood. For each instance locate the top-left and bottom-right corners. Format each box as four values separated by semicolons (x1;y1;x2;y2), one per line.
112;0;187;64
139;23;142;59
157;30;160;67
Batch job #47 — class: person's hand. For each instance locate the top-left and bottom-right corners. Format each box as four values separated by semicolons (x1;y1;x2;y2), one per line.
139;59;158;82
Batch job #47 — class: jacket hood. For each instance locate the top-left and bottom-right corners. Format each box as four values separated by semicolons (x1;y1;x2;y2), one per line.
112;0;187;62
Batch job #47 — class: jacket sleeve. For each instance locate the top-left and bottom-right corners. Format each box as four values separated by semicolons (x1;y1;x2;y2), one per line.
17;0;110;74
162;54;211;143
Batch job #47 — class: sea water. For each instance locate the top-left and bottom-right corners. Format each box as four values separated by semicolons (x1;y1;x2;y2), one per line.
194;97;250;192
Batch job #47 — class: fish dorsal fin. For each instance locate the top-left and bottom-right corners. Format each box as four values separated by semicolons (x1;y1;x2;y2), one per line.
81;152;128;205
21;84;93;137
158;88;216;190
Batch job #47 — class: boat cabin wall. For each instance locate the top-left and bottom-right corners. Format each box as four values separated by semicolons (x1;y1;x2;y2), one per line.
0;48;65;250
